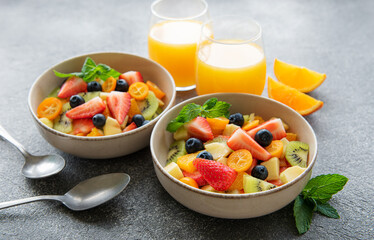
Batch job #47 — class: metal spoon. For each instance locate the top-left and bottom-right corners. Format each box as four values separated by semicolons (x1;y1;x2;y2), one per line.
0;124;66;178
0;173;130;211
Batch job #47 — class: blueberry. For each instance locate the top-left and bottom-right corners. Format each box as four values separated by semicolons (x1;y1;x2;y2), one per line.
115;79;129;92
196;151;213;160
251;165;268;180
254;129;273;147
133;114;145;127
87;81;102;92
185;138;204;154
142;120;150;126
229;113;244;127
69;95;85;108
92;114;106;128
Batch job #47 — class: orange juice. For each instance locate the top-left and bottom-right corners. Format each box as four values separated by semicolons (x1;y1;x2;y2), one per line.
148;20;203;89
196;41;266;95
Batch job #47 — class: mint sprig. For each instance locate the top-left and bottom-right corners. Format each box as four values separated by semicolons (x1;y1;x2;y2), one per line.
54;57;120;82
166;98;231;132
294;174;348;234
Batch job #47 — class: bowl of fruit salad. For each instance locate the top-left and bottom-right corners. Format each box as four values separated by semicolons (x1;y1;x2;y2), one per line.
150;93;317;218
28;52;176;159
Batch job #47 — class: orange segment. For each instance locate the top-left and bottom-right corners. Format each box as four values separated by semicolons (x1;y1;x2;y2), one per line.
37;97;63;120
177;152;198;173
227;149;253;172
128;98;142;121
180;177;198;188
129;82;149;100
102;76;117;92
228;171;247;191
87;127;104;137
274;59;326;93
286;133;297;141
146;81;165;99
206;117;229;136
265;140;283;158
242;119;259;131
268;77;323;116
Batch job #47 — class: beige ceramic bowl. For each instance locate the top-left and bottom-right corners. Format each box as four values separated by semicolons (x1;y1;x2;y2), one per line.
28;52;176;159
151;93;317;219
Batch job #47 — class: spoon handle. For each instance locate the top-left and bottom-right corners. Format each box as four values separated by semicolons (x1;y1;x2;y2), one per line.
0;124;31;158
0;195;63;210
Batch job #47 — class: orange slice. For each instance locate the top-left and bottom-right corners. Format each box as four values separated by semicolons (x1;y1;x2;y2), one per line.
37;97;62;120
146;81;165;99
102;76;117;92
265;140;283;158
274;59;326;93
227;149;253;172
268;77;323;116
179;177;198;188
129;82;149;100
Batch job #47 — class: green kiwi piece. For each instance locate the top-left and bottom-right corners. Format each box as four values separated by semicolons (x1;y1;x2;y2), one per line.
137;91;159;120
285;141;309;168
53;102;72;133
78;91;100;102
48;87;61;98
166;140;187;166
243;175;276;193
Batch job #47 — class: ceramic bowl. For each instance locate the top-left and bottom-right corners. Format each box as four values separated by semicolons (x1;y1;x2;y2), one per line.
150;93;317;219
28;52;176;159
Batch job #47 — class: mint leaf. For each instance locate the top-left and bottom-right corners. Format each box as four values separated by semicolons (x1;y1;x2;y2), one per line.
81;57;97;73
315;202;340;219
294;195;314;234
53;70;83;78
202;101;231;118
302;174;348;203
96;64;120;81
202;98;218;110
166;103;201;132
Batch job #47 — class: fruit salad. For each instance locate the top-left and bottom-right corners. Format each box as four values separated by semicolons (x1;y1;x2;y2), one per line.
36;57;166;136
164;98;309;193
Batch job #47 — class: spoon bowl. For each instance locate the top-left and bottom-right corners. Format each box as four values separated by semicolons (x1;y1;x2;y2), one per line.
0;173;130;211
0;124;66;178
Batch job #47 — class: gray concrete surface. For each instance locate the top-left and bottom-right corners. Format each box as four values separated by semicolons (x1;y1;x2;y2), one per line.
0;0;373;239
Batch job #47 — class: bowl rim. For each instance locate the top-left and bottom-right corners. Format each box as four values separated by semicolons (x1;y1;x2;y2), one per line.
151;92;318;199
28;51;176;140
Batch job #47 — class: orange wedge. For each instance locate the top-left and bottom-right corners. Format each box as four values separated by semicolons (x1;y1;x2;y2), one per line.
268;77;323;116
274;59;326;93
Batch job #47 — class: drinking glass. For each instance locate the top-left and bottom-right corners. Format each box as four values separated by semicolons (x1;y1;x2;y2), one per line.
196;16;266;95
148;0;209;91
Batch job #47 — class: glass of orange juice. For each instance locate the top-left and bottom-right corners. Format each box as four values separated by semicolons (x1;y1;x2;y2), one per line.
148;0;209;91
196;17;266;95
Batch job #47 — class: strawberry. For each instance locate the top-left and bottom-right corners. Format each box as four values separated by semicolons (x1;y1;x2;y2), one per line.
183;171;207;187
227;128;271;161
193;158;237;191
66;97;106;119
119;71;144;85
247;118;286;140
107;91;131;125
185;117;214;142
57;76;87;99
268;179;283;186
72;119;95;135
123;122;137;132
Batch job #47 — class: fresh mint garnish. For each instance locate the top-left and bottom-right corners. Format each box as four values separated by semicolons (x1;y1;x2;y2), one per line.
53;57;120;83
294;174;348;234
166;98;231;132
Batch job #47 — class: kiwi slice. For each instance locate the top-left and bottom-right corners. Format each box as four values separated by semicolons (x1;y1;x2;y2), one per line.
48;86;61;98
53;102;72;133
78;91;100;102
285;141;309;168
243;175;276;193
166;140;187;166
137;91;159;120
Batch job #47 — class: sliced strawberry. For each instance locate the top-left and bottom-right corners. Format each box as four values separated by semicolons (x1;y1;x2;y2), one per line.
57;76;87;99
183;171;207;187
185;117;214;142
119;71;144;85
106;91;131;125
280;166;288;174
247;118;286;140
268;179;283;186
227;128;271;161
246;158;258;175
72;119;94;135
123;122;137;132
66;97;106;119
193;158;237;191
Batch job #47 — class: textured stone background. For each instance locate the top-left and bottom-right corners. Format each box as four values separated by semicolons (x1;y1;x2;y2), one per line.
0;0;373;239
